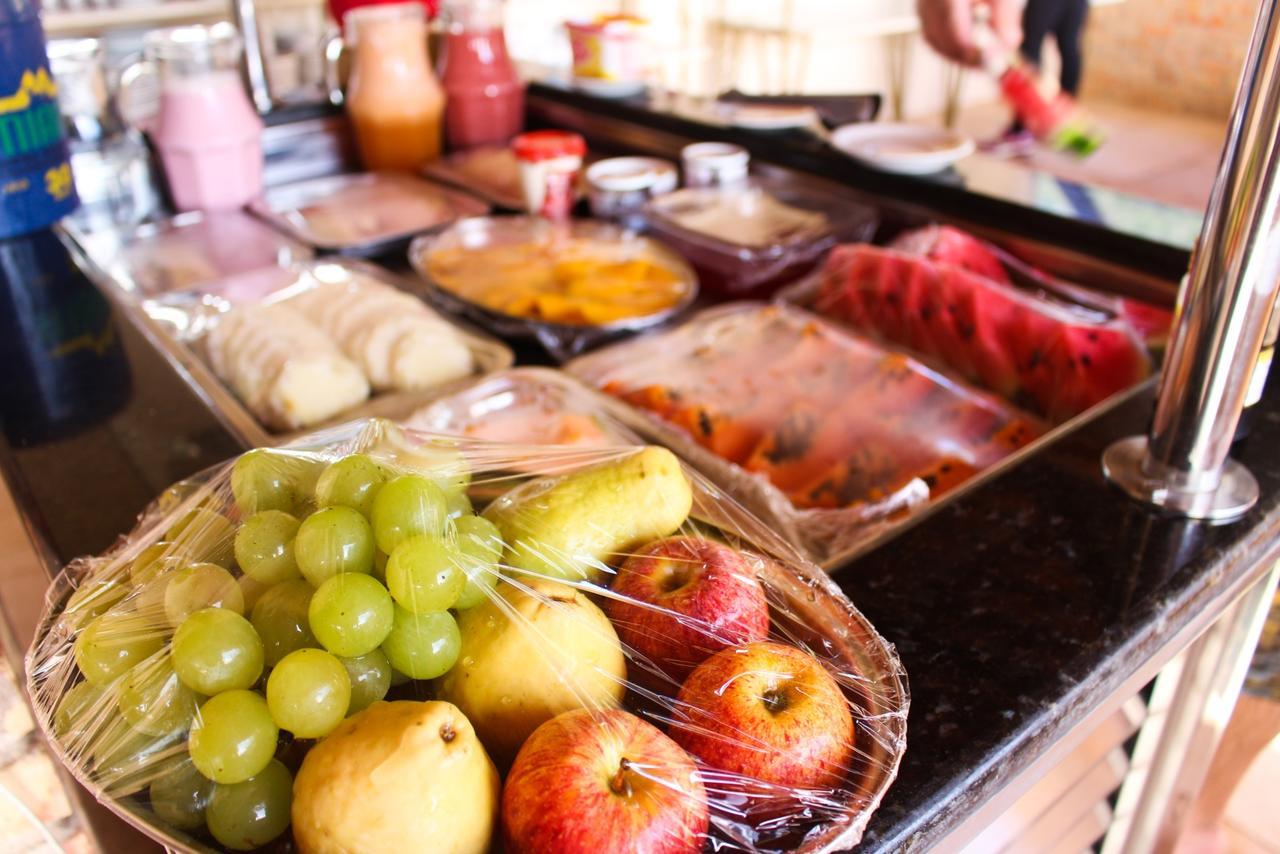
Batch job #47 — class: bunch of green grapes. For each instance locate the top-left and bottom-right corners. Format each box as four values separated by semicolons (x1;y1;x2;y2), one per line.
56;445;504;851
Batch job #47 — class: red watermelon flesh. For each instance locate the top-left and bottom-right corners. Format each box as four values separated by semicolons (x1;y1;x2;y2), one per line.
890;225;1012;284
1020;324;1152;421
814;244;1152;421
1118;299;1174;347
893;224;1175;349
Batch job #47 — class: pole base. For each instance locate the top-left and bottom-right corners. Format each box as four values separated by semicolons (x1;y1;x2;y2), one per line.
1102;436;1259;522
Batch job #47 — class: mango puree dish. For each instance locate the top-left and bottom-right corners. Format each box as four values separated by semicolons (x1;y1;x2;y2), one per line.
424;232;691;326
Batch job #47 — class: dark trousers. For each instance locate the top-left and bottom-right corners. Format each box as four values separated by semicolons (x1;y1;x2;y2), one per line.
1020;0;1089;96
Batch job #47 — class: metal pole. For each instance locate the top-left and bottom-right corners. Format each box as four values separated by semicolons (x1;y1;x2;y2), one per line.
233;0;274;114
1102;0;1280;521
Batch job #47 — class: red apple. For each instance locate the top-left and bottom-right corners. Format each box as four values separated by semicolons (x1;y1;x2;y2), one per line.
503;708;708;854
606;537;770;683
670;640;854;791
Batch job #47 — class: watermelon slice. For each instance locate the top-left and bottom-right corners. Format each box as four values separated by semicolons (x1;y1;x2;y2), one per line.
890;225;1011;284
892;224;1175;348
814;244;1152;421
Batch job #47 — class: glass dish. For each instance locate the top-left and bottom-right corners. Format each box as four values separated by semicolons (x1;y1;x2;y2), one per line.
642;181;879;297
249;172;489;255
409;216;698;360
80;210;311;298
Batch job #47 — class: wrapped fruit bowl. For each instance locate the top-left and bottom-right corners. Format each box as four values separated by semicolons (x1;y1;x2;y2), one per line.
26;418;907;853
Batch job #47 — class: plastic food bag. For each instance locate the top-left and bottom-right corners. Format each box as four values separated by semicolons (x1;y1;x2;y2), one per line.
800;235;1155;422
26;418;907;853
569;303;1043;565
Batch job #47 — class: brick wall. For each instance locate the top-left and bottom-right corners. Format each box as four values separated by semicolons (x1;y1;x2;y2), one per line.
1081;0;1254;117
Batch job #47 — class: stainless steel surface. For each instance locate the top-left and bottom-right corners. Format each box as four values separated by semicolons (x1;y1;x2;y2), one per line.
1103;436;1260;522
1101;561;1280;854
1103;0;1280;519
232;0;273;113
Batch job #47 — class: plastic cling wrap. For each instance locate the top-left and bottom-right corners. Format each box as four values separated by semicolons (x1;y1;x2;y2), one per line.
569;303;1044;564
404;366;645;448
27;418;907;854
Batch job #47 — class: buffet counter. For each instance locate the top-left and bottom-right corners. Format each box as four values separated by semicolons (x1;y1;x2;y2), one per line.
2;88;1275;854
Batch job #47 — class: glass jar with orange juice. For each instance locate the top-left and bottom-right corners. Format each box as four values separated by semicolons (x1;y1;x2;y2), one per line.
344;2;444;170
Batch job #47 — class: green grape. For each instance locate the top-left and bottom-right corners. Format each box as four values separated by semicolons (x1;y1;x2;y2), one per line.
251;579;318;667
118;655;198;736
371;475;448;555
231;449;320;515
167;507;235;567
265;648;350;738
206;759;292;851
149;759;213;832
380;607;459;680
62;579;128;630
188;690;278;784
316;454;387;518
238;574;270;614
55;679;105;738
295;506;375;586
172;608;264;695
164;563;243;627
74;611;165;686
340;650;391;715
452;515;503;610
308;573;394;657
386;536;465;614
234;511;301;585
445;488;472;519
129;541;176;586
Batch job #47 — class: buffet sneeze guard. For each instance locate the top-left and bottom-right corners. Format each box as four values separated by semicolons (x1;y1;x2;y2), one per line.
1103;0;1280;521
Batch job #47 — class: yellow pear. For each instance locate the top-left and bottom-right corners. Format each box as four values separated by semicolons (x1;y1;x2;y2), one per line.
292;701;498;854
437;579;626;765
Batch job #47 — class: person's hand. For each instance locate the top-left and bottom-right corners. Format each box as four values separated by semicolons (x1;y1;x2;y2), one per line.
917;0;1022;66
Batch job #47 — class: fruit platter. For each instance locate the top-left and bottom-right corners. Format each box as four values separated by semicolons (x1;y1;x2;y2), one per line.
26;418;907;853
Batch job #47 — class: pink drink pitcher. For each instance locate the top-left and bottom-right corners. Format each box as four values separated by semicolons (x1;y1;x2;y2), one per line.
122;23;264;212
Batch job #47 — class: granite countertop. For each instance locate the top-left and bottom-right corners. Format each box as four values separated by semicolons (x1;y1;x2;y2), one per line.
1;113;1275;852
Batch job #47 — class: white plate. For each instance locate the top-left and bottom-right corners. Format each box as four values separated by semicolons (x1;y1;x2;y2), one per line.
571;76;646;98
830;123;975;174
718;103;820;130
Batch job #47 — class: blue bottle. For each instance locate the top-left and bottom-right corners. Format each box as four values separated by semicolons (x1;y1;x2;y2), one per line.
0;0;79;238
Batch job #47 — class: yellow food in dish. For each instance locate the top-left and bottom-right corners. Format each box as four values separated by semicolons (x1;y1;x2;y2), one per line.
426;238;689;326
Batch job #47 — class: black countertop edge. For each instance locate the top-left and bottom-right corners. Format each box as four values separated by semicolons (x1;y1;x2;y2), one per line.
525;81;1196;282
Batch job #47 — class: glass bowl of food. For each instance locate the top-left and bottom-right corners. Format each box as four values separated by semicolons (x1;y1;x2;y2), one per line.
409;216;698;360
